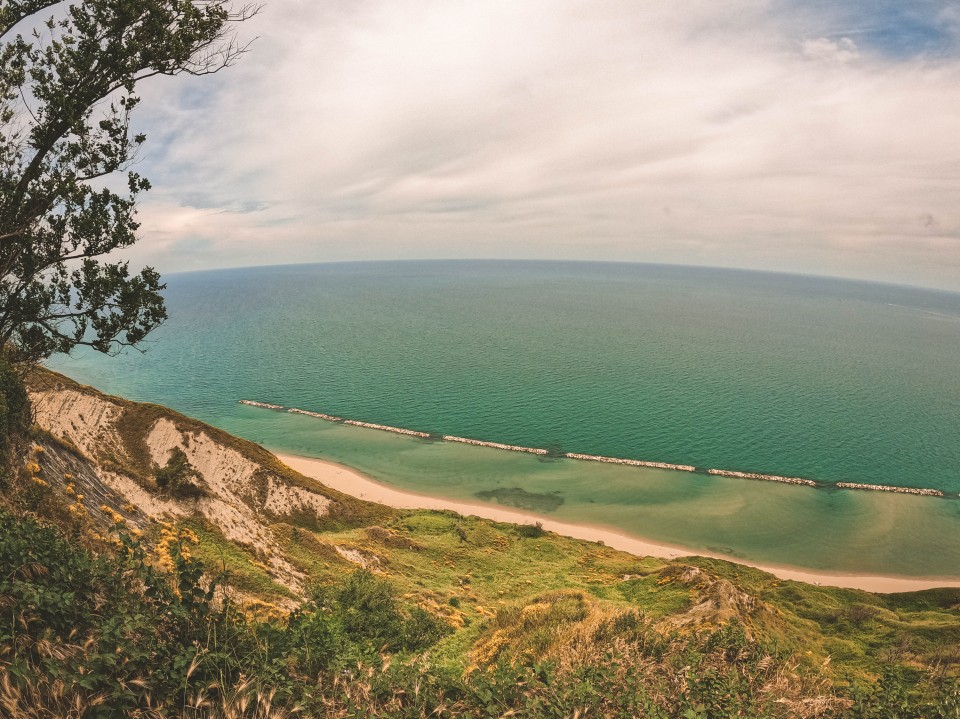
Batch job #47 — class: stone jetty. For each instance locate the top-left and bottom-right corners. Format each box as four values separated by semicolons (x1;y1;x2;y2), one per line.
442;435;548;454
239;400;952;499
344;419;432;438
565;452;695;472
706;469;817;487
288;407;343;422
836;482;944;497
239;400;285;410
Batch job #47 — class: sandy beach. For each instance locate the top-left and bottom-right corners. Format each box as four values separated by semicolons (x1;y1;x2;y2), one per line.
276;452;960;594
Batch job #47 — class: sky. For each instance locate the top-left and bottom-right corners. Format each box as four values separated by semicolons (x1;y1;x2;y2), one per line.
124;0;960;290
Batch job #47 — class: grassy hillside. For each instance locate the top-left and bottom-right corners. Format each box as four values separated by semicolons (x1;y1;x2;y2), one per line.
2;364;960;717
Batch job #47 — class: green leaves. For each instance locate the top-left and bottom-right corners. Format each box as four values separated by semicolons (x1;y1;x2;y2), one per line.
302;568;453;663
0;1;256;362
154;446;205;497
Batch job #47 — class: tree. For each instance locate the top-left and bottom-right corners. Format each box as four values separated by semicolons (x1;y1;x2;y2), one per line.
0;0;257;362
154;446;205;497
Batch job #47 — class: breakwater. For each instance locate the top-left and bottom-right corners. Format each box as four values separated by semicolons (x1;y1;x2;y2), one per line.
239;400;952;498
443;435;548;454
707;469;817;487
836;482;945;497
240;400;285;410
288;407;343;421
346;420;432;438
564;452;695;472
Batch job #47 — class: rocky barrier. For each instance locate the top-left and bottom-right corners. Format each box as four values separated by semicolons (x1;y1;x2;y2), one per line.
345;419;432;438
443;435;548;454
288;407;343;421
565;452;695;472
239;400;285;410
836;482;945;497
239;400;952;498
706;469;818;487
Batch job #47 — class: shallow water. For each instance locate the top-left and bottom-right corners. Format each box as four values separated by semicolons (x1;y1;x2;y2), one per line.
47;261;960;576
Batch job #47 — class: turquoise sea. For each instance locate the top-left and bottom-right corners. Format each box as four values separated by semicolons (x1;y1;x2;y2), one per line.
47;261;960;577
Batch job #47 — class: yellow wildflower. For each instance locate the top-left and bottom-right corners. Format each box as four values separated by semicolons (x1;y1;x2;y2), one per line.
153;525;200;581
100;505;126;525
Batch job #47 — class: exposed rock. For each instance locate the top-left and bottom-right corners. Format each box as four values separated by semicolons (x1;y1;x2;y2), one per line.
31;388;122;459
264;476;331;518
657;565;768;634
26;383;344;594
335;546;381;569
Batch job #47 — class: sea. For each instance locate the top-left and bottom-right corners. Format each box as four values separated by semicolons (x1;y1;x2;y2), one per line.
46;260;960;577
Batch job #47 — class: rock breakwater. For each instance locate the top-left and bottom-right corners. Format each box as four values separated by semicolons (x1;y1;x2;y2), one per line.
239;400;952;499
836;482;945;497
443;435;548;454
345;419;432;438
288;407;343;421
564;452;695;472
706;469;817;487
239;400;285;410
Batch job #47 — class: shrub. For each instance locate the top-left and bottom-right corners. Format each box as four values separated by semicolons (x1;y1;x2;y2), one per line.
0;361;29;488
155;447;206;498
517;521;545;539
310;569;451;656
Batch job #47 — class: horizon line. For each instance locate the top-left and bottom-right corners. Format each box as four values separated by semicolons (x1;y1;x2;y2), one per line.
163;258;960;297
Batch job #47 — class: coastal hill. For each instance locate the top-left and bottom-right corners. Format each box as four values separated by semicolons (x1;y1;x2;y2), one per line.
3;366;960;716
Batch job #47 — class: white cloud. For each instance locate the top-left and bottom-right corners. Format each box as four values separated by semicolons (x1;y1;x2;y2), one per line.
801;37;860;63
120;0;960;290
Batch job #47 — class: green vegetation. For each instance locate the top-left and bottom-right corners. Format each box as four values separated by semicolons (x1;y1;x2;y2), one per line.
183;517;296;603
155;447;206;498
4;366;960;717
0;1;256;362
0;358;29;486
3;501;960;718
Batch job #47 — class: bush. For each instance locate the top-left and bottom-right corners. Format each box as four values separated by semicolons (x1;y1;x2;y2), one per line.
517;521;545;539
309;569;451;656
0;509;276;716
0;361;29;488
154;447;206;498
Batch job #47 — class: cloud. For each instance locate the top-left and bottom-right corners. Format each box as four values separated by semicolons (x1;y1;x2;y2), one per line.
120;0;960;290
801;37;860;63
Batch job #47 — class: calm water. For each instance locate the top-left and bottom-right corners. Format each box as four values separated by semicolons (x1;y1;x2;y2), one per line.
47;261;960;576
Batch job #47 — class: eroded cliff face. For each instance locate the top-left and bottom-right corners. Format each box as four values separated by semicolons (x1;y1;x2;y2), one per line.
26;373;376;594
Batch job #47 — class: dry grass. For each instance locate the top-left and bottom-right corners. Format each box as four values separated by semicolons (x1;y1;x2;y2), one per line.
0;666;302;719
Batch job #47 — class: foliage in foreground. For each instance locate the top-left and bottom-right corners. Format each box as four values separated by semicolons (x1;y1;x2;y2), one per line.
0;508;448;717
2;507;960;719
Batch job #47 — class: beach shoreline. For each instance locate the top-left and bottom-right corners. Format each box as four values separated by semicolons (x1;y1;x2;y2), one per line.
275;451;960;594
